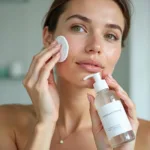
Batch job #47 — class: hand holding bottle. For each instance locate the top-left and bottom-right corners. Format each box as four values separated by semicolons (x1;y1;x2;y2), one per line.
87;75;139;150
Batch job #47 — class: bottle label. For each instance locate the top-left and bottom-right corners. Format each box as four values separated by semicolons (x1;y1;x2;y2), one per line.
97;101;132;140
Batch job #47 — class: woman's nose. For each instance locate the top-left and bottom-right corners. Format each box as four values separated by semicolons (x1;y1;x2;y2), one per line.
85;36;102;54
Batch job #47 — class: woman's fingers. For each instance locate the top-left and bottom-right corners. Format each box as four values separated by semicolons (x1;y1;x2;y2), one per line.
87;94;103;133
105;75;128;95
31;44;61;81
23;41;61;86
48;69;56;86
117;91;137;119
105;75;138;127
24;41;57;81
37;51;60;86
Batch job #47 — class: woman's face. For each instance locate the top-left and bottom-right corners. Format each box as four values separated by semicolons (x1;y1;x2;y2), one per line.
47;0;125;88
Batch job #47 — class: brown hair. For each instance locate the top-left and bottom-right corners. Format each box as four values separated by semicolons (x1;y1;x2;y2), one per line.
43;0;132;47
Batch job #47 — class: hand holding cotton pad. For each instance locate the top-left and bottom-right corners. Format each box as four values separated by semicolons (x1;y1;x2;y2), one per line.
56;36;69;62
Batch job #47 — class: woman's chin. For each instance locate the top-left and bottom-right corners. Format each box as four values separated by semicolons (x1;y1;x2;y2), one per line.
79;79;94;89
56;72;95;89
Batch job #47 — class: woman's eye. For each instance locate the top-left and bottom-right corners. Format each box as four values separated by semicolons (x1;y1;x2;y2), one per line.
105;34;118;41
71;25;85;33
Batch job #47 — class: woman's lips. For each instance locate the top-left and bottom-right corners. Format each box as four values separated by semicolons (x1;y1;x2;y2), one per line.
76;63;103;73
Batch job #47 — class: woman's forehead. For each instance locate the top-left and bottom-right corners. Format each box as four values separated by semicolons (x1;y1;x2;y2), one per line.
61;0;124;29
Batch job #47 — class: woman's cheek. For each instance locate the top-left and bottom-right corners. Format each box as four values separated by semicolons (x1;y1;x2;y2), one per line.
67;36;84;52
104;48;121;76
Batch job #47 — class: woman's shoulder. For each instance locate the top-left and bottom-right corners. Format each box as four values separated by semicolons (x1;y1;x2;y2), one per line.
138;118;150;136
0;104;37;149
0;104;37;127
135;118;150;150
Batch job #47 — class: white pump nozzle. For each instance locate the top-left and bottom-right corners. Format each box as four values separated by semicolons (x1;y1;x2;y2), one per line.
83;72;101;81
83;72;108;92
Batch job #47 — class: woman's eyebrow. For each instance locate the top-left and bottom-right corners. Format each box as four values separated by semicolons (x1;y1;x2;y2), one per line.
65;14;92;23
65;14;123;34
105;24;123;34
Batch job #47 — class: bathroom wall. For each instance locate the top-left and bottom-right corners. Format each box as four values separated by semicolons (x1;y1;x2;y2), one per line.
129;0;150;120
0;0;52;104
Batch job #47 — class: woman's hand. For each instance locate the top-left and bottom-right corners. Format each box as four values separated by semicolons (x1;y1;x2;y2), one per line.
88;75;139;150
23;41;61;124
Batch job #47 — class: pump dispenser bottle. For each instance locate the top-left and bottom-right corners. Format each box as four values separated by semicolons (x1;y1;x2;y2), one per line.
84;73;135;148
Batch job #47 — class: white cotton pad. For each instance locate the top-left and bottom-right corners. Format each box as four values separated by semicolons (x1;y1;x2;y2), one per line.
56;36;69;62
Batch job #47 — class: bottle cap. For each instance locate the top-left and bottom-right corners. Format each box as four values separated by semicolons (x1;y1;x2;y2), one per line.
56;36;69;62
83;72;109;92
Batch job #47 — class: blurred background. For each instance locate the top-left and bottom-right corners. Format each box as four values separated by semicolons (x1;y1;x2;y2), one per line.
0;0;149;120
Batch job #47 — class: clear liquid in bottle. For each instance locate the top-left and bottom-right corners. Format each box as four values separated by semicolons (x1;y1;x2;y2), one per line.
83;73;135;148
110;130;135;148
95;89;135;148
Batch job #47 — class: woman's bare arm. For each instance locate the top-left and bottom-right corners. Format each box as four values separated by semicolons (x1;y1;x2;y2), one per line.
0;131;17;150
0;105;56;150
0;106;17;150
24;121;56;150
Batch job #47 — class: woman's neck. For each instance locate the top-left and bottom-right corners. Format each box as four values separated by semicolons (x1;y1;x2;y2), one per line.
56;77;95;135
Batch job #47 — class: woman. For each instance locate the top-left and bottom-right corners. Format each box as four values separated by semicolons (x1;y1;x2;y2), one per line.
0;0;139;150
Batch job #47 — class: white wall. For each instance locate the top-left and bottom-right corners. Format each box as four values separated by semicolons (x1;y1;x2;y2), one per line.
0;0;52;67
0;0;53;104
130;0;150;120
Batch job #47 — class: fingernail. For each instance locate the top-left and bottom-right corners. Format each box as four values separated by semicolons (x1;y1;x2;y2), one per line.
106;74;112;80
87;94;93;103
119;87;125;93
108;74;113;78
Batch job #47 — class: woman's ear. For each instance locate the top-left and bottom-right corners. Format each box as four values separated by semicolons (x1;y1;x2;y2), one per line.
43;26;53;48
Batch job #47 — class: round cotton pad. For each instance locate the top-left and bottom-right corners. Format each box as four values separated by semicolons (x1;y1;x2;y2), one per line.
56;36;69;62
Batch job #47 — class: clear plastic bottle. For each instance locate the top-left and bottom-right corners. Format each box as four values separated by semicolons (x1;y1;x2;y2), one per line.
84;73;135;148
